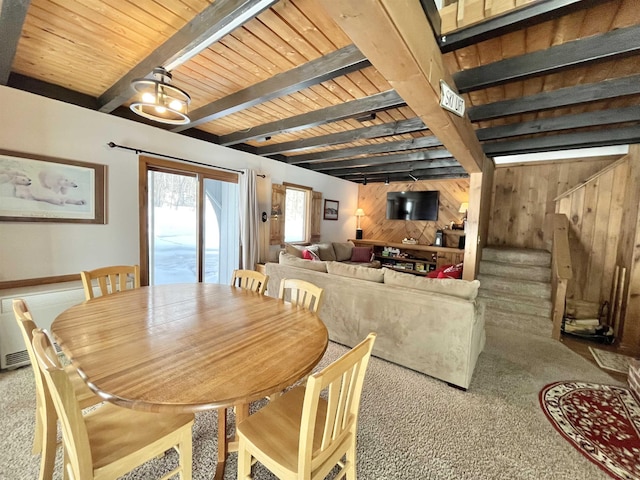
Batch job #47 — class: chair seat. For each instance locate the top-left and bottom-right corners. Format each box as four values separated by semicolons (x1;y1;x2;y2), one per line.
238;387;329;475
84;403;193;475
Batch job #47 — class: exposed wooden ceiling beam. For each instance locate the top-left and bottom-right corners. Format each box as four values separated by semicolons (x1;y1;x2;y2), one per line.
469;74;640;122
455;25;640;93
218;89;405;145
477;106;640;141
316;158;458;176
306;149;453;171
418;0;441;38
98;0;277;113
343;167;468;183
173;45;370;132
439;0;612;53
256;117;426;155
483;125;640;156
0;0;31;85
319;0;485;173
7;73;98;110
286;134;443;164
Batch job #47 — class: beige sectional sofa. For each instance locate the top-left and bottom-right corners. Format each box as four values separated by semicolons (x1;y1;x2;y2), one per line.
265;260;485;390
280;241;381;268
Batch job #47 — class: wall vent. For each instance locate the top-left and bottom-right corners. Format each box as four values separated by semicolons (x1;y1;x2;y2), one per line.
3;343;63;370
5;349;29;369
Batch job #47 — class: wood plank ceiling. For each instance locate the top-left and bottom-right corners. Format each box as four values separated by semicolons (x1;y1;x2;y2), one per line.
2;0;639;183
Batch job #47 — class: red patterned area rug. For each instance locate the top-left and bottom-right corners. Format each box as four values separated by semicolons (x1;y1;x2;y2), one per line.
540;381;640;480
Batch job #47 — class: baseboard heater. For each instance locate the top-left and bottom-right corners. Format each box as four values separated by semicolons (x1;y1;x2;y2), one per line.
0;281;86;369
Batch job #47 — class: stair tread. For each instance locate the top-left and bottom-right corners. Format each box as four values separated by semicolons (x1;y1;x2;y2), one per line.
484;245;549;253
478;272;550;288
483;305;550;320
480;259;551;270
478;289;552;307
484;308;552;337
482;246;551;267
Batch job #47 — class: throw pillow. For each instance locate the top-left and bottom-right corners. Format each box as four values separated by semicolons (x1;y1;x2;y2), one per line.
279;252;328;272
326;262;385;283
437;263;463;279
350;246;373;263
427;265;449;278
332;241;355;261
383;267;480;301
304;246;321;261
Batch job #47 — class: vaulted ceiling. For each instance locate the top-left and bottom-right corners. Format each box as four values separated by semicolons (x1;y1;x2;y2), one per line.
2;0;639;183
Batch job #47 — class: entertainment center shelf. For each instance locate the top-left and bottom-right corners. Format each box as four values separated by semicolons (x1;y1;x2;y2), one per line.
349;239;465;275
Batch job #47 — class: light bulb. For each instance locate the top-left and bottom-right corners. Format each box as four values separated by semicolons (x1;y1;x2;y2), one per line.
169;99;183;111
155;106;167;114
142;92;155;103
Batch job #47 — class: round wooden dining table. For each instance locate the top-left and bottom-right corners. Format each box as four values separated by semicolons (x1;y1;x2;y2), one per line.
51;283;329;479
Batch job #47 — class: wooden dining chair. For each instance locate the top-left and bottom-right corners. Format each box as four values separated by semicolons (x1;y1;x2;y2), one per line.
31;328;194;480
80;264;141;300
237;333;377;480
231;269;269;295
13;299;103;480
278;278;324;313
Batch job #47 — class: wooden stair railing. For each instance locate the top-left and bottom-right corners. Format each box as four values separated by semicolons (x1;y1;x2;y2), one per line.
551;213;573;340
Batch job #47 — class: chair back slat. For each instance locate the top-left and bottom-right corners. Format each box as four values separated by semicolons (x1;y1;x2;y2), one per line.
81;265;141;300
231;269;269;294
31;329;94;479
278;278;324;313
300;333;376;474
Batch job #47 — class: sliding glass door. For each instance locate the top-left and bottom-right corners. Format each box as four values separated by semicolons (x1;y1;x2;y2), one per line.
140;157;239;286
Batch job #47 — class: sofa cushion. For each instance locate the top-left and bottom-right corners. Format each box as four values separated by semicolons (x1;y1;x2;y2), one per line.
326;261;385;283
350;246;373;263
284;243;304;258
383;268;480;301
279;252;328;272
332;241;355;261
314;243;337;262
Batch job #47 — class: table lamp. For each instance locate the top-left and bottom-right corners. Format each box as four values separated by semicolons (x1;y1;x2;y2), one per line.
459;202;469;229
355;208;365;239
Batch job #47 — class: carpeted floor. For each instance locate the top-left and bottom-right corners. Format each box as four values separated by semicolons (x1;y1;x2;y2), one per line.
0;325;624;480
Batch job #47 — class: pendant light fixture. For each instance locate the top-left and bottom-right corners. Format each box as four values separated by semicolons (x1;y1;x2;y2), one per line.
130;67;191;125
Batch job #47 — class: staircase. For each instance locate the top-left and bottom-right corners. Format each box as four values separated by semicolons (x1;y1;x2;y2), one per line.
478;246;553;337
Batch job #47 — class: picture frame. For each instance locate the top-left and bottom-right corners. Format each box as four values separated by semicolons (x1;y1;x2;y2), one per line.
323;199;339;220
0;149;106;224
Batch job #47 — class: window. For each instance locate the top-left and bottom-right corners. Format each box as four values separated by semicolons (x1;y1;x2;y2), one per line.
284;186;309;243
270;183;322;246
139;156;239;286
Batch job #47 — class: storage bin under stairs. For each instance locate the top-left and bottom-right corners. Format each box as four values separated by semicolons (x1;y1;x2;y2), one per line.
478;246;553;337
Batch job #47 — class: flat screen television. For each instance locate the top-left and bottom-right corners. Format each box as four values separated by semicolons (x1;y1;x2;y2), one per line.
386;191;439;221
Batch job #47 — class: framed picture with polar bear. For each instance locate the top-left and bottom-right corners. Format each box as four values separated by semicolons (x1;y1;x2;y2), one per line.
0;150;106;223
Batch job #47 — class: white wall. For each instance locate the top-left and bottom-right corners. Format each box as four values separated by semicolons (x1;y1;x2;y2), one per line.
0;87;359;281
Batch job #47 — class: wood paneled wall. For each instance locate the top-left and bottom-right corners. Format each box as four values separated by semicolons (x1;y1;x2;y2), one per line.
616;145;640;352
357;178;469;246
555;158;629;309
488;157;619;250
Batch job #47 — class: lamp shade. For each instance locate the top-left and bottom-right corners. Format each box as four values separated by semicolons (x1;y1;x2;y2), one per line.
130;67;191;125
458;202;469;214
355;208;365;217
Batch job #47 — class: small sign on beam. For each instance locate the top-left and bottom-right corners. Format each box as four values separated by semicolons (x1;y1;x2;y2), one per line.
439;80;465;117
